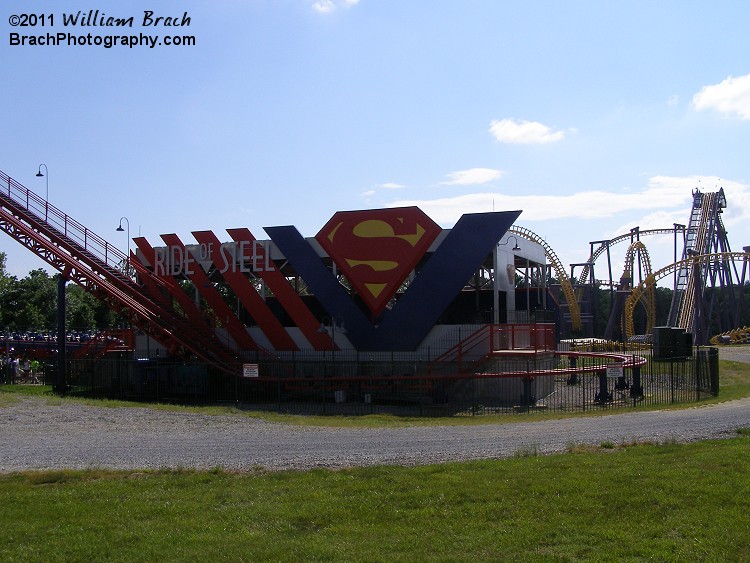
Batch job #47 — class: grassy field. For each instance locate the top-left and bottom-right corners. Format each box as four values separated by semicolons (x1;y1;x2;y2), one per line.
0;436;749;561
709;358;750;401
0;356;749;560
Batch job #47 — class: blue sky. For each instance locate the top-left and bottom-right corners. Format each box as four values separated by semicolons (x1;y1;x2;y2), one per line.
3;0;750;284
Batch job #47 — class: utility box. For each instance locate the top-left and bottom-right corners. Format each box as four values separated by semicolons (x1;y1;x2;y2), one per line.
653;327;692;360
652;326;675;360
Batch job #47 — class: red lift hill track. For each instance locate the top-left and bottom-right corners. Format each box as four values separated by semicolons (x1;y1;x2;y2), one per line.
0;169;245;373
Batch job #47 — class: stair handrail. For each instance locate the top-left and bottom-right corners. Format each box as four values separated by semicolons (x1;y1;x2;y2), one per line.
1;171;131;278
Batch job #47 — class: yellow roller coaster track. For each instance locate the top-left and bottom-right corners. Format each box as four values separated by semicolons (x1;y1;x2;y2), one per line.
710;327;750;345
508;226;582;332
624;251;750;339
621;240;656;336
577;228;681;286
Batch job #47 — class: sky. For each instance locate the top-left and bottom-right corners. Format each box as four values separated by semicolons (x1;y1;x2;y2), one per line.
3;0;750;286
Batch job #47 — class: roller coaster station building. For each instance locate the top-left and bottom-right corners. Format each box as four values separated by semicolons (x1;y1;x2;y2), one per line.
135;205;552;359
0;170;726;408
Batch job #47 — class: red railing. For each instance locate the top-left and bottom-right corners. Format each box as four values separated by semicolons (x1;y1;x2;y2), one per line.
0;169;246;371
72;329;136;360
488;323;556;352
429;323;556;375
1;170;131;278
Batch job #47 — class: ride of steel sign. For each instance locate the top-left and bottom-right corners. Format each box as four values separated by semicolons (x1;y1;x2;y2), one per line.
134;207;520;352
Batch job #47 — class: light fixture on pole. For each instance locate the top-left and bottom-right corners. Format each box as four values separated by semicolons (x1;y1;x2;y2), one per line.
499;235;521;251
495;235;521;324
116;216;131;273
35;164;49;221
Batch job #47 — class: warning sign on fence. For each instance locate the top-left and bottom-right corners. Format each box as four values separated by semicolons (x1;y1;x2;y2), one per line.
242;364;259;378
606;364;624;379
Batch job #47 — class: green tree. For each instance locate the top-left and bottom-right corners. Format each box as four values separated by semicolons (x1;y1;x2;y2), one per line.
11;269;57;330
0;258;121;332
65;284;97;331
0;252;18;329
0;252;11;293
65;283;119;331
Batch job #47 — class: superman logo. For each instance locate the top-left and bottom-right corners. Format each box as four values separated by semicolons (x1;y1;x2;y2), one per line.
315;207;442;316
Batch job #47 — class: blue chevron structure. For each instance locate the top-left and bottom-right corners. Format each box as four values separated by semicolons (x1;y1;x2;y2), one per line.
266;210;520;351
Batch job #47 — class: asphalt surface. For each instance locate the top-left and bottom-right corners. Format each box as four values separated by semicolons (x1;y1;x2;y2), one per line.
1;346;749;473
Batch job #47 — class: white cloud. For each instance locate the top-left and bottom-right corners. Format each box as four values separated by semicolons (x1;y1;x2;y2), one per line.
692;74;750;119
386;175;750;278
489;118;565;144
360;182;404;200
441;168;503;186
386;175;748;225
618;209;687;233
313;0;359;14
313;0;335;13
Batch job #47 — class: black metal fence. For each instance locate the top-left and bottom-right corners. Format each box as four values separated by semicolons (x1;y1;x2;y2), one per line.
54;345;720;416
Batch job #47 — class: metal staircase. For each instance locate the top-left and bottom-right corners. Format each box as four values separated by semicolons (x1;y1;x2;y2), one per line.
0;169;244;373
667;188;737;341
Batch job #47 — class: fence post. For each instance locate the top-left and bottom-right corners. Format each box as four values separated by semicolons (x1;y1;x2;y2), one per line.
670;359;675;404
276;375;281;410
708;347;719;396
55;275;67;395
695;348;703;401
582;364;587;412
567;355;577;385
322;369;326;414
630;363;643;402
595;372;612;405
521;360;535;411
596;369;611;404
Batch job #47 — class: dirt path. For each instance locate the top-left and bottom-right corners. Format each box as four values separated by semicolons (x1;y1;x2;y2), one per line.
1;345;748;473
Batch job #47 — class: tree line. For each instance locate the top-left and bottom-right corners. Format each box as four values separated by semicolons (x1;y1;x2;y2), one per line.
2;249;748;340
0;252;117;333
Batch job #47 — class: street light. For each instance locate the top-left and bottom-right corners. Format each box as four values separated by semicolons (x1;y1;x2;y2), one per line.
116;216;130;273
499;235;521;251
494;235;521;324
35;164;49;221
500;235;529;324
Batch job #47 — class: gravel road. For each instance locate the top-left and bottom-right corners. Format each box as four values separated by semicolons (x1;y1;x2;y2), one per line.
1;346;749;473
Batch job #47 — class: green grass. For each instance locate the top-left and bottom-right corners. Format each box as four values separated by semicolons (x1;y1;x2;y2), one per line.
1;361;749;559
708;359;750;401
0;437;749;561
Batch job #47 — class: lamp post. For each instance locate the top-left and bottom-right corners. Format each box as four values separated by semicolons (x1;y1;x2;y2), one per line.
116;216;130;273
500;235;521;252
495;235;522;324
35;164;48;221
